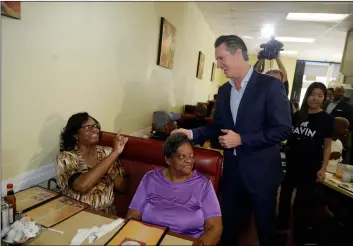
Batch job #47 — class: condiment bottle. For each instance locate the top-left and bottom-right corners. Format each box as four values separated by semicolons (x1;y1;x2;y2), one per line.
1;198;10;229
4;183;16;224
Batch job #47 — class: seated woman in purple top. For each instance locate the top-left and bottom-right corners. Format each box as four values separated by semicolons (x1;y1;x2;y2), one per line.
127;133;222;245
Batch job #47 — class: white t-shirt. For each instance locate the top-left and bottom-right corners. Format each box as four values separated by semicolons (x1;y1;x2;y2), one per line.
327;139;343;173
331;139;343;161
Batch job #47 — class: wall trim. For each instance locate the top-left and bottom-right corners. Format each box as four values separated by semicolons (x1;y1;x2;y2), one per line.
1;127;151;196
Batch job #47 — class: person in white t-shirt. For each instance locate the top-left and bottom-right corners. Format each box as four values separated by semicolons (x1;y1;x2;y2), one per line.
327;117;349;173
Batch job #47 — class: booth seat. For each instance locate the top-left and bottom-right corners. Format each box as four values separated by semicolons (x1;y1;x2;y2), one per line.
99;131;223;217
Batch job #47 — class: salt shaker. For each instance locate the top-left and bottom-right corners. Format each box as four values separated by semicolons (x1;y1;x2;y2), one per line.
15;210;23;221
1;199;10;229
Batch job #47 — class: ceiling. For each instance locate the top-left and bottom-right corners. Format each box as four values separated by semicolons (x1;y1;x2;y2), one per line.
196;2;353;62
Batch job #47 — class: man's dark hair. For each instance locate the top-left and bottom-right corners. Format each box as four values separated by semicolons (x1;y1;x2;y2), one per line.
327;87;334;93
214;35;249;61
163;133;191;158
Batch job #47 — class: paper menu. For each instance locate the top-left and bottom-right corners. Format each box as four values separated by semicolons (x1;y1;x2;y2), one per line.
25;196;88;227
29;211;123;246
106;219;168;246
160;235;193;245
15;186;60;212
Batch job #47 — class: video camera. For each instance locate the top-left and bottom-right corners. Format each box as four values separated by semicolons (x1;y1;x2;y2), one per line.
257;37;284;60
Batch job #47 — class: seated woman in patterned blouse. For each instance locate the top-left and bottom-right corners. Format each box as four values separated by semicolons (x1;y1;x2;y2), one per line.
127;133;222;245
56;112;128;214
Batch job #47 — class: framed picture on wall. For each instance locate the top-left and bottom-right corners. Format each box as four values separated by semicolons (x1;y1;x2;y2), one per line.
157;17;177;69
210;62;216;81
196;51;205;79
1;1;21;19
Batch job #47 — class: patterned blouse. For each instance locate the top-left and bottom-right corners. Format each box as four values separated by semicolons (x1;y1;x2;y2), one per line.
56;145;124;214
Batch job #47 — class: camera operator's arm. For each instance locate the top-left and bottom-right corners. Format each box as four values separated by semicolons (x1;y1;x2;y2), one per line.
275;54;288;81
254;58;265;73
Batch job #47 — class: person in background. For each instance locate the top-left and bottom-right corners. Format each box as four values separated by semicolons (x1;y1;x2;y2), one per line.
323;86;353;129
150;111;180;141
173;35;291;246
127;133;222;245
256;53;289;96
327;117;350;173
323;86;353;163
207;94;217;117
56;112;128;214
291;100;299;114
277;82;334;241
326;87;334;103
183;103;209;129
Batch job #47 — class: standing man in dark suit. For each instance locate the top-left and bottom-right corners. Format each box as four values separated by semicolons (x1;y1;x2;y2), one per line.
172;35;291;246
323;86;353;163
323;86;353;128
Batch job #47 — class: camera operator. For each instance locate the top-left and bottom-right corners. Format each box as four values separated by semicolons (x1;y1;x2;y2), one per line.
255;53;289;96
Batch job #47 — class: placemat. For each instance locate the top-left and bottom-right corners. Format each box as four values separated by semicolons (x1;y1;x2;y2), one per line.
29;211;123;245
106;219;168;245
25;196;88;227
15;186;60;212
160;234;193;245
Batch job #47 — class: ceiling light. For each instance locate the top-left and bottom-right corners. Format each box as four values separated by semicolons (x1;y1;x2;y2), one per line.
276;37;315;43
261;24;275;38
280;50;299;55
286;13;349;22
242;36;253;39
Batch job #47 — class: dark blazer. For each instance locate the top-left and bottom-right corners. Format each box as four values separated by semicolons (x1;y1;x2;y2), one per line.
192;70;292;190
323;100;353;164
323;100;353;130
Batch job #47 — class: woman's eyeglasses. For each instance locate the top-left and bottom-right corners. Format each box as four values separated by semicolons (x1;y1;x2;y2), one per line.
81;123;101;132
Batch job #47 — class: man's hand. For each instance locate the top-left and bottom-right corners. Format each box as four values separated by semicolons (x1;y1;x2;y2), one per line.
171;128;192;139
218;129;242;148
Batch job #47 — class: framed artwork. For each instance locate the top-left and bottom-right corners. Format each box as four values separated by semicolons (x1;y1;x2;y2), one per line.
196;51;205;79
157;17;177;69
211;62;216;81
1;1;21;19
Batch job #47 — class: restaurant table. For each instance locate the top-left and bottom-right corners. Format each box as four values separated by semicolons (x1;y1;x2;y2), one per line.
28;206;198;245
318;172;353;245
86;208;199;244
323;172;353;199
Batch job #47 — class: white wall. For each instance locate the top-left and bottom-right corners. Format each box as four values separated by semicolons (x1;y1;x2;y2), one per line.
2;2;222;179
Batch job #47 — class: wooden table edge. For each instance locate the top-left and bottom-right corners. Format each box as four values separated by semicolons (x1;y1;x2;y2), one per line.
323;179;353;199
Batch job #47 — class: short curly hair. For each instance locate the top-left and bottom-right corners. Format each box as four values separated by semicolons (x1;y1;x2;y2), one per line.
60;112;100;151
163;133;191;158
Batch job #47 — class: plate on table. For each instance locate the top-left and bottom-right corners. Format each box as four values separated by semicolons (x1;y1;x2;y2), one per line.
1;218;42;245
